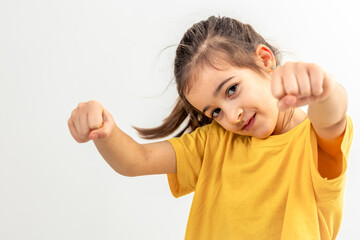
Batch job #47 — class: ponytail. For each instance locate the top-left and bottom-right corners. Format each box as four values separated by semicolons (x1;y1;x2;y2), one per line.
134;97;212;139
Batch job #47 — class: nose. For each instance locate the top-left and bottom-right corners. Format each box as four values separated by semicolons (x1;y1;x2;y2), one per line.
225;106;243;125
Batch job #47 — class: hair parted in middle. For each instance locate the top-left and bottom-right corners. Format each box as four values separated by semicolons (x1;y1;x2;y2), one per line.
135;15;282;139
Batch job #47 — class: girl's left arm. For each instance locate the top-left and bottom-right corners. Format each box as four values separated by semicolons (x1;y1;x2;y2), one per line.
271;62;348;179
307;69;348;180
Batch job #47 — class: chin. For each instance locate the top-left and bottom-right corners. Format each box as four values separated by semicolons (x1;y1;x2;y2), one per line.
252;128;273;139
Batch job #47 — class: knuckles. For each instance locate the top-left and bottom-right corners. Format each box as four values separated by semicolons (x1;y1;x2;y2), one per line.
69;100;104;143
307;62;320;70
281;61;319;71
87;100;102;111
300;89;312;97
88;99;100;106
276;62;324;95
77;100;101;111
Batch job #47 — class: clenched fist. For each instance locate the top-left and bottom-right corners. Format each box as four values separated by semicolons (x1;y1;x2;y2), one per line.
271;62;335;111
68;100;115;143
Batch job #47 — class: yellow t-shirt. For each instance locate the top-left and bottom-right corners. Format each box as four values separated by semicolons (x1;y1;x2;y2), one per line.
167;116;353;240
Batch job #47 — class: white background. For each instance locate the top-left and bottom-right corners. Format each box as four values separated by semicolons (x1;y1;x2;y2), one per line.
0;0;359;239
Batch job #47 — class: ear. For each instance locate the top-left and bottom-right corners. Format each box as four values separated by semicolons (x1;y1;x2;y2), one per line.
255;44;276;71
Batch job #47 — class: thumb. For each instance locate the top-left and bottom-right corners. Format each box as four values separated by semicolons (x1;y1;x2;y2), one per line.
277;95;297;111
89;109;114;140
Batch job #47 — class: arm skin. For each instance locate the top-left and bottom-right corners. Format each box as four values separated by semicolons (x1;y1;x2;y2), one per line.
308;74;348;179
67;100;177;177
308;72;348;138
93;125;177;177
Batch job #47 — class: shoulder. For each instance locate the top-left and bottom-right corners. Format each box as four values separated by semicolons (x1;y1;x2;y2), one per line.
184;120;226;139
315;115;353;154
167;120;232;149
313;115;353;180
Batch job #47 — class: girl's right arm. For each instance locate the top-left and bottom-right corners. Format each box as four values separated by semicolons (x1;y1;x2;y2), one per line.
67;100;177;177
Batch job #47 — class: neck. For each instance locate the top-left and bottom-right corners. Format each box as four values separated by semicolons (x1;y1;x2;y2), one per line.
272;108;307;135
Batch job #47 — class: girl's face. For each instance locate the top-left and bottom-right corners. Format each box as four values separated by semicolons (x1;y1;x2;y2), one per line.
186;64;282;138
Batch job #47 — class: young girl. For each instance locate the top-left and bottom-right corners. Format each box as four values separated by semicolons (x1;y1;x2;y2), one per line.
68;16;353;239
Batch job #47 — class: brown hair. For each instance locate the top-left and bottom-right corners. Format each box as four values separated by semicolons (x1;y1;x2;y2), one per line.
135;16;281;139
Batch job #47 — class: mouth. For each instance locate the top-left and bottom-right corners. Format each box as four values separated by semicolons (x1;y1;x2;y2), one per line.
241;113;256;131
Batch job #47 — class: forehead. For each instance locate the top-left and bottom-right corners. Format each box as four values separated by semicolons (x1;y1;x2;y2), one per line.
187;62;235;93
185;64;240;112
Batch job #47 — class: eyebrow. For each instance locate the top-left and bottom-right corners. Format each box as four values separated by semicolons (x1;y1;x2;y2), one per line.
202;76;235;114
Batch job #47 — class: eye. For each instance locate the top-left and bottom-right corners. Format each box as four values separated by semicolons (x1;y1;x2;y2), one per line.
227;84;238;96
211;108;221;118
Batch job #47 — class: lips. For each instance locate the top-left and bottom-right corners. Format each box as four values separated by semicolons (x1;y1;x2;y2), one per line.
240;114;256;130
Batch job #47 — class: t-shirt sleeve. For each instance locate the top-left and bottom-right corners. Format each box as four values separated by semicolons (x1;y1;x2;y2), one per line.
166;124;211;198
310;115;354;202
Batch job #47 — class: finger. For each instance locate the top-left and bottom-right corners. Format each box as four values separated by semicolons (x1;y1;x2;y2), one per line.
277;95;297;111
320;72;336;101
89;123;111;140
68;117;87;143
90;109;114;140
296;66;311;97
271;70;286;99
282;71;299;96
71;109;86;141
293;95;323;108
87;101;104;130
77;103;91;139
308;64;324;96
